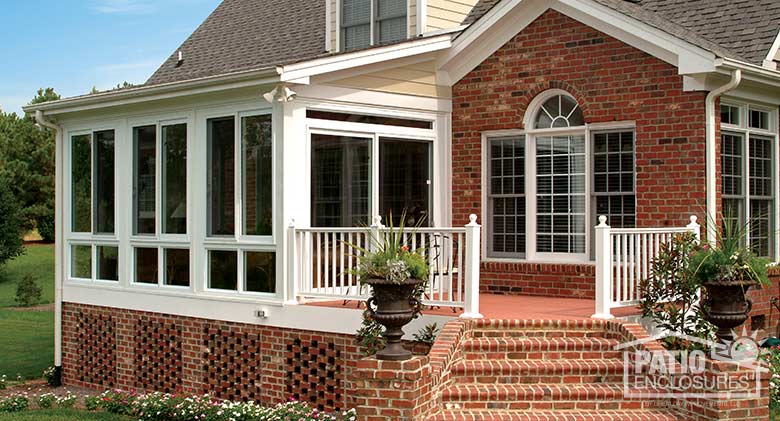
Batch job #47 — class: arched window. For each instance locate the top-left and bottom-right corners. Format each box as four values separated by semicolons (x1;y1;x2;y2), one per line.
533;94;585;129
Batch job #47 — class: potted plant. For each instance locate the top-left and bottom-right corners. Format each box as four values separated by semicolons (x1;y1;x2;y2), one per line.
691;220;771;341
349;215;428;361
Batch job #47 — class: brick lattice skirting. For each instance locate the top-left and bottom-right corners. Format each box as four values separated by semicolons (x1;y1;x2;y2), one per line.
61;303;360;412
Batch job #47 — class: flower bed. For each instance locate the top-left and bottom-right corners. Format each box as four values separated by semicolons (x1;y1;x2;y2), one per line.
0;389;356;421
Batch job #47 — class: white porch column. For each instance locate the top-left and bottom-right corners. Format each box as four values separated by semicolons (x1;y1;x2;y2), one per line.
460;214;483;319
592;216;614;320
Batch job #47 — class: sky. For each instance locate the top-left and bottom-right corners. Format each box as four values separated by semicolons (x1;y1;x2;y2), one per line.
0;0;222;115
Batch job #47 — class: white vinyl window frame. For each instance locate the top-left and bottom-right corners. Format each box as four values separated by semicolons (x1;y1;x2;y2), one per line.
126;115;193;291
720;99;780;261
201;107;279;297
64;124;122;285
481;89;636;264
304;104;438;228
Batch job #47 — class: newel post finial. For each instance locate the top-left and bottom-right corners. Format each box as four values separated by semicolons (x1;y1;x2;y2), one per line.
597;215;608;227
372;215;382;227
468;214;479;226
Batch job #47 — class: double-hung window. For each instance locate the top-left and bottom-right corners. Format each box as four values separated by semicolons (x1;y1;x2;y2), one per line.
485;91;636;261
720;102;778;258
130;120;190;288
206;112;276;294
69;129;119;282
341;0;407;51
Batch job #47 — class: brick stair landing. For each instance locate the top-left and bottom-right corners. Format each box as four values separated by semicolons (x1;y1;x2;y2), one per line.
430;320;685;421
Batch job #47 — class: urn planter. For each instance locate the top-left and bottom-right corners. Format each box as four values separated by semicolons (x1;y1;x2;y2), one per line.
702;279;756;341
364;277;425;361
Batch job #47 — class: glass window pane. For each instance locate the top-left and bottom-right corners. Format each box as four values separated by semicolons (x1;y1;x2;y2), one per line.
378;16;406;44
749;135;772;198
207;117;235;236
750;199;772;257
97;246;119;281
534;95;584;129
209;250;237;290
133;126;156;235
311;134;371;227
536;135;586;253
71;134;92;233
242;115;273;236
721;105;740;125
380;138;431;227
94;130;115;234
343;24;371;51
135;248;158;284
749;109;770;130
72;245;91;279
163;124;187;235
246;252;276;293
164;248;190;287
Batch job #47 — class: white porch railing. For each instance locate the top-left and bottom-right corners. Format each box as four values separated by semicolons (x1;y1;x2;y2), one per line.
592;215;701;319
288;215;483;319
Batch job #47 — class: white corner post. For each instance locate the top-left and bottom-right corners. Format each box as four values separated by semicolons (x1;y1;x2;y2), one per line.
370;215;383;253
592;215;615;320
285;220;300;305
461;214;483;319
687;215;701;243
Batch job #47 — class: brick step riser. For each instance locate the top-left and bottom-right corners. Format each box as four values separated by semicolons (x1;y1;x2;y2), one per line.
471;330;612;339
444;400;666;411
464;351;623;360
428;410;681;421
452;374;626;384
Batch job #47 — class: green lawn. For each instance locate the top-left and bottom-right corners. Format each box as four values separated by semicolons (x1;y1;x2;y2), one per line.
0;245;55;307
0;409;130;420
0;309;53;379
0;244;55;380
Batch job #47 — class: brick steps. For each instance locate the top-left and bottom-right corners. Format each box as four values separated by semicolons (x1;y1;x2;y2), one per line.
428;409;682;421
463;337;622;360
472;329;610;338
452;359;625;384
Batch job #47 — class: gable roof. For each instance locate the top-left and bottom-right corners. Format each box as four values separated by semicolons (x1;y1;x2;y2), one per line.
463;0;780;66
146;0;328;86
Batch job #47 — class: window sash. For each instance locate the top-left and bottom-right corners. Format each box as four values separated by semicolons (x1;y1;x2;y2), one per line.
341;0;407;51
486;136;526;258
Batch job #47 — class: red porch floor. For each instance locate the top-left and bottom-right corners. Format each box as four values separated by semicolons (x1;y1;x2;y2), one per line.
307;293;641;320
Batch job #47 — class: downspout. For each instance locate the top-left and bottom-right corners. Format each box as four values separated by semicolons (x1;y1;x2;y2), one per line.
705;69;742;244
34;110;63;386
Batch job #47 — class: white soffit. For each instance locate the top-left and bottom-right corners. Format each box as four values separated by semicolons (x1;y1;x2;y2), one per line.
438;0;717;85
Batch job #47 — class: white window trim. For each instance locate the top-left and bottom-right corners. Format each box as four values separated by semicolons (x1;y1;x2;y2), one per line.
480;91;636;264
201;106;278;295
721;99;780;261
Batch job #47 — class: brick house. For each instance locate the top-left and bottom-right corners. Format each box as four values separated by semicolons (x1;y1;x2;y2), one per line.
24;0;780;419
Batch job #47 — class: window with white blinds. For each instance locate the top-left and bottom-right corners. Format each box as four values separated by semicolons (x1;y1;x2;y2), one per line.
341;0;407;51
720;102;778;259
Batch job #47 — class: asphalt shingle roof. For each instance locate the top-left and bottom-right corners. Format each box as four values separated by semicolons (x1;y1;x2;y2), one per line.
148;0;780;86
463;0;780;65
146;0;328;85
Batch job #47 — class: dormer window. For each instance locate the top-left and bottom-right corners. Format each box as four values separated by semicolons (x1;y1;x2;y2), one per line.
341;0;407;51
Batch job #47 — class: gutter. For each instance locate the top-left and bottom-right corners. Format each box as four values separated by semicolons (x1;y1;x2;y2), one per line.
33;110;64;386
705;69;742;244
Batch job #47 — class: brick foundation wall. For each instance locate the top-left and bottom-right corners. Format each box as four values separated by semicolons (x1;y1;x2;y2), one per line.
61;302;360;412
451;9;708;298
746;270;780;334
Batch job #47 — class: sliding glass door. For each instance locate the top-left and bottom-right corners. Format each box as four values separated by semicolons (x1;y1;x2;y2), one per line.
379;138;431;227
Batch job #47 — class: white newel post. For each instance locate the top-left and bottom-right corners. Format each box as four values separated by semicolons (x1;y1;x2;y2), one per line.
592;216;615;319
286;220;300;305
687;215;701;243
370;215;383;253
461;214;484;319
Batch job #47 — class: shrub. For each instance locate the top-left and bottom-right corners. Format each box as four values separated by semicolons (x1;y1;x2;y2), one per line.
762;346;780;408
36;212;55;243
55;392;77;408
36;393;56;409
15;274;41;307
42;366;59;387
356;309;385;356
640;232;715;352
0;395;29;413
413;323;439;346
84;395;101;411
0;375;6;390
99;389;138;416
0;180;25;267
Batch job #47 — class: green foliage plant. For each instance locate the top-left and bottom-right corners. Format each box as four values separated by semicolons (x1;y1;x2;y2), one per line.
413;323;439;346
640;232;715;351
15;274;42;307
356;309;386;356
0;180;25;267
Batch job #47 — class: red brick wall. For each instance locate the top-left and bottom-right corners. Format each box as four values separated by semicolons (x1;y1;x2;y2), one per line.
61;303;360;412
451;10;708;298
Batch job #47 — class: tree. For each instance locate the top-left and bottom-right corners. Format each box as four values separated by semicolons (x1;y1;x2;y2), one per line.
0;88;59;232
0;179;25;266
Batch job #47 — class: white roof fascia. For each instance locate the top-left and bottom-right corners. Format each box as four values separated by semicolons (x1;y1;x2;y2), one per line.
279;33;452;82
439;0;718;84
763;30;780;70
23;67;281;115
